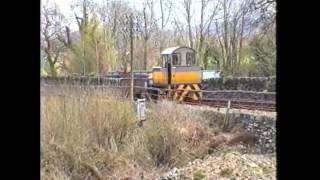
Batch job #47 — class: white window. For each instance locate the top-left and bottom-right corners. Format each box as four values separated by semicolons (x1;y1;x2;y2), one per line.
162;55;167;68
172;53;181;66
186;52;195;66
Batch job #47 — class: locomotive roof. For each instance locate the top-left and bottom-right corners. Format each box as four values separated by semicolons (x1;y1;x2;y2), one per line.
160;46;196;55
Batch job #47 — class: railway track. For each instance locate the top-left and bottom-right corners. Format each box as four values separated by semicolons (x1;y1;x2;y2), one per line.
183;99;276;112
161;88;276;112
203;99;275;112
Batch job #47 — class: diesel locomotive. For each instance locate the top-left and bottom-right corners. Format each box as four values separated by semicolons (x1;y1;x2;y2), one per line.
148;46;202;102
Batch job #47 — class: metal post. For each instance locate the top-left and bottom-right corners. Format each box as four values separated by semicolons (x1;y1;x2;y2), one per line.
136;98;146;126
223;100;231;130
227;100;231;109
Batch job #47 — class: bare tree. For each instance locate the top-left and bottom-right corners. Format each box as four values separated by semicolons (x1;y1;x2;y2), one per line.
159;0;173;52
97;1;139;72
172;18;187;46
183;0;193;48
198;0;207;53
142;5;148;70
251;0;275;21
75;0;90;75
142;0;156;70
41;5;66;77
197;0;219;69
212;0;256;74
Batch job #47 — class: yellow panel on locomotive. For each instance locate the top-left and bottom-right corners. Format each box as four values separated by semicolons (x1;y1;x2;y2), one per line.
148;47;202;101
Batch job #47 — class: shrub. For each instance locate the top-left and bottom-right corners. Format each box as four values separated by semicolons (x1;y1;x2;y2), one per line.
193;169;206;180
41;87;218;179
220;168;233;177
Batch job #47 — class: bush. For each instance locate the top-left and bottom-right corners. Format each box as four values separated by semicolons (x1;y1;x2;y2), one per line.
144;118;181;167
220;168;233;177
41;87;216;179
193;169;206;180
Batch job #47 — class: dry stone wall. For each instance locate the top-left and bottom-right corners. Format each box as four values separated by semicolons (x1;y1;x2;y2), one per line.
202;76;276;92
202;110;276;154
203;91;275;102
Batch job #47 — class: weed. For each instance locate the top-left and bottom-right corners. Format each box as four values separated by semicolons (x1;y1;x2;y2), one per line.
193;169;206;180
220;168;233;177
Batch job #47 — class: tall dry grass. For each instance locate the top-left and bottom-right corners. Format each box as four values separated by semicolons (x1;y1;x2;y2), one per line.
41;86;214;179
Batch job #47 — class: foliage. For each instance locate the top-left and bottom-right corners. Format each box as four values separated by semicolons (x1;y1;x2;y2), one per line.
65;14;119;75
249;33;276;76
41;0;276;77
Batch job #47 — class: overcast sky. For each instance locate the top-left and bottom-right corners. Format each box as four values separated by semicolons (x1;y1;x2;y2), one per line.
41;0;223;32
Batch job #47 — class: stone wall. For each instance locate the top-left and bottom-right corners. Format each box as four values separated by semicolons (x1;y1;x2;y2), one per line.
202;76;276;92
42;76;276;92
203;91;275;102
201;110;276;154
41;76;125;85
41;76;149;87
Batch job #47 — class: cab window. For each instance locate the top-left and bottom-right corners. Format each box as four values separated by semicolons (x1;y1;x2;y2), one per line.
172;53;181;66
186;52;195;66
162;55;167;68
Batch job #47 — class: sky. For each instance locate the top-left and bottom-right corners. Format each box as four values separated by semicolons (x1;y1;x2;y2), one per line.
41;0;221;32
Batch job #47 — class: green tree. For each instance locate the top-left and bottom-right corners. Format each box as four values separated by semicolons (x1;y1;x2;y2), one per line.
249;32;276;76
66;14;118;75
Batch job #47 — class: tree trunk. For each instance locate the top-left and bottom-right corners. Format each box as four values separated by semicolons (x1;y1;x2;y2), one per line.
143;7;148;70
130;14;134;102
188;19;193;48
82;0;88;75
230;17;239;74
223;0;229;73
215;21;226;71
160;0;164;53
203;47;209;69
95;40;100;76
198;0;205;52
144;42;147;70
238;13;245;73
49;61;57;77
112;8;117;37
198;0;206;68
184;0;193;48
